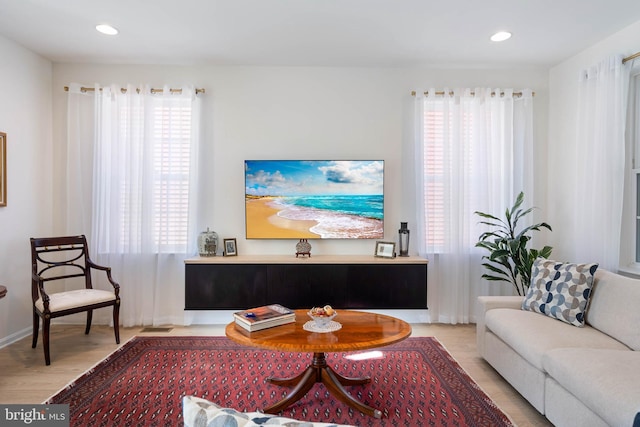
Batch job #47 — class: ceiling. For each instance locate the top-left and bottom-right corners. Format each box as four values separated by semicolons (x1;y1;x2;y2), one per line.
1;0;640;68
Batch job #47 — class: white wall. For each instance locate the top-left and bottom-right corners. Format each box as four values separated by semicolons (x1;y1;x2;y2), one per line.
52;64;549;255
548;20;640;262
0;35;53;346
3;13;639;342
0;60;549;341
49;64;548;326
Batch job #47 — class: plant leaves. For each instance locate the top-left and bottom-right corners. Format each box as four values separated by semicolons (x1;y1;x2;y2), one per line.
475;192;552;295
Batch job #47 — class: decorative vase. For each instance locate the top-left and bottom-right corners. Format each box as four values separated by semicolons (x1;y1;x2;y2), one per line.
295;239;312;258
398;222;410;257
197;227;218;256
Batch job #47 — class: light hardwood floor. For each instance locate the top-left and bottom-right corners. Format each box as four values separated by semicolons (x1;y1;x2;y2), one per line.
0;323;552;426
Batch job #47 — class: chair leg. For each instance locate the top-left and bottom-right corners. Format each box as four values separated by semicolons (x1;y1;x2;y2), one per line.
113;302;121;344
32;311;39;349
85;310;93;335
43;316;51;366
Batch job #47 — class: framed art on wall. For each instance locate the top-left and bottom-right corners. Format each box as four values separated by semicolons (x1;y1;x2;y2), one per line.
245;160;384;239
223;238;237;256
0;132;5;207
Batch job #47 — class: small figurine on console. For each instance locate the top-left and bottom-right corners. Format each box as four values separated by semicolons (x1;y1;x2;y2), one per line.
296;239;312;258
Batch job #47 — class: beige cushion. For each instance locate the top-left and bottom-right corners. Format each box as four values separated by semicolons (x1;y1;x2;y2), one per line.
485;308;628;370
542;348;640;427
587;269;640;350
35;289;116;313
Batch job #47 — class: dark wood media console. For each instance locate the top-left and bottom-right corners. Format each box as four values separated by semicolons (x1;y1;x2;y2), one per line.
184;255;428;310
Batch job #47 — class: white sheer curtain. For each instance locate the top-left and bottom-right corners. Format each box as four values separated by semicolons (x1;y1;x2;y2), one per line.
573;55;628;270
413;88;535;324
65;84;95;234
66;84;202;327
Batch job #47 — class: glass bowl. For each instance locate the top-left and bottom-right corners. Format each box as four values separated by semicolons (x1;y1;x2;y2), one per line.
307;310;337;329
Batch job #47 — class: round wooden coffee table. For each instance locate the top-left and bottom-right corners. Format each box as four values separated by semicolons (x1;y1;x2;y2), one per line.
225;309;411;418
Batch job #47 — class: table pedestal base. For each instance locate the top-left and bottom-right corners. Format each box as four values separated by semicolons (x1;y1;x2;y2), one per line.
264;352;382;419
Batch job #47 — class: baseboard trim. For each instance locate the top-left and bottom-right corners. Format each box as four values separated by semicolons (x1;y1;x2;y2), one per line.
140;327;173;333
0;326;31;349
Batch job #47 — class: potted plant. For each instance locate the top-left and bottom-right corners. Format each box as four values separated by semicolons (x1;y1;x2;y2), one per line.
475;192;553;296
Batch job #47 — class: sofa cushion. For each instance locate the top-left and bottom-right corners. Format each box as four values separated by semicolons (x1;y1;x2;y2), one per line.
182;395;355;427
521;258;598;327
586;269;640;350
542;348;640;427
484;308;628;370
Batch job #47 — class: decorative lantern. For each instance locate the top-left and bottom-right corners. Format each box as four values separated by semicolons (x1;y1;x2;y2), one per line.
198;227;219;256
398;222;410;257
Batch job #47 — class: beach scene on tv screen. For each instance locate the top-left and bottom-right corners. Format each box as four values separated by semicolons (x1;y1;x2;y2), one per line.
245;160;384;239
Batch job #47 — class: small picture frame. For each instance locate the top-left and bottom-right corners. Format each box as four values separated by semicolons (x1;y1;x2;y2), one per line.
223;238;237;256
374;241;396;258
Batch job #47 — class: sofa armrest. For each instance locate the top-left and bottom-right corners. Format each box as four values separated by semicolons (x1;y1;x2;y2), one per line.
476;296;524;358
478;295;524;312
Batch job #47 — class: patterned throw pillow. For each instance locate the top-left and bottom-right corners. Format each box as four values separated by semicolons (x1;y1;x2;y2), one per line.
521;258;599;327
182;395;355;427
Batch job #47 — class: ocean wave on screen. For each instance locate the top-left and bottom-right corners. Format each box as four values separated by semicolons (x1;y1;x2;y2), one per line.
272;195;382;220
275;203;383;238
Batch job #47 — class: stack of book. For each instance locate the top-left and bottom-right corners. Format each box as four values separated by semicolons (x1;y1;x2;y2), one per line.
233;304;295;332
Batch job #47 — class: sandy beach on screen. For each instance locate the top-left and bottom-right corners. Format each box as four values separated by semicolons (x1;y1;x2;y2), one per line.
246;197;320;238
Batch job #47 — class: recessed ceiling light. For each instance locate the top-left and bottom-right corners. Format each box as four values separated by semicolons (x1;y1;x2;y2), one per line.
96;24;118;36
490;31;512;42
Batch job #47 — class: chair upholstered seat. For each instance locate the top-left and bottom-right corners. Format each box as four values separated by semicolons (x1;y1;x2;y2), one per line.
35;289;117;313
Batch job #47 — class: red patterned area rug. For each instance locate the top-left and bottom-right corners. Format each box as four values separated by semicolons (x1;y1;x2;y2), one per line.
46;336;514;427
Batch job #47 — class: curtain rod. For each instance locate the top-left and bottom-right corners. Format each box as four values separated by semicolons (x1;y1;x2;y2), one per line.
623;51;640;64
410;90;534;97
64;86;205;95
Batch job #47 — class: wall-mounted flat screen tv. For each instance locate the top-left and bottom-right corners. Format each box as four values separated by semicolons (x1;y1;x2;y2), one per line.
245;160;384;239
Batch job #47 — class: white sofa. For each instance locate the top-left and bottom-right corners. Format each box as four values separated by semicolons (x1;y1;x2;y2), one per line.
477;269;640;427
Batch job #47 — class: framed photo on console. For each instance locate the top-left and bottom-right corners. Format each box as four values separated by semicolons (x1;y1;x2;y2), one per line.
223;238;237;256
374;241;396;258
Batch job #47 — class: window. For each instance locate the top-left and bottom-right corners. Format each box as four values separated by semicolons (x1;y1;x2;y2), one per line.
150;103;192;250
420;97;474;253
416;90;532;257
636;173;640;262
423;105;445;251
629;74;640;263
95;88;198;255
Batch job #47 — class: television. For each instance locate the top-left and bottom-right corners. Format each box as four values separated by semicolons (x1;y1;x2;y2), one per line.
245;160;384;239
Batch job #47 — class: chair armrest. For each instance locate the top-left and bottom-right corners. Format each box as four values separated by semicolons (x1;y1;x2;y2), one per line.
476;296;523;358
87;259;120;294
31;272;51;309
87;259;110;271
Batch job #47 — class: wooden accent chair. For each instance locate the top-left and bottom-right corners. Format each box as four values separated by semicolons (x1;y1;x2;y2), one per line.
30;235;121;365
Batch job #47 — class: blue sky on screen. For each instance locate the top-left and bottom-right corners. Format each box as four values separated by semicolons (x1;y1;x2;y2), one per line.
245;160;384;196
